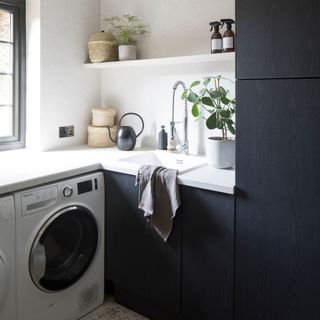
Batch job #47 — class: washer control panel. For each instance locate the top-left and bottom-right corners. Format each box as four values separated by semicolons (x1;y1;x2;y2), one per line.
21;186;58;216
0;196;14;223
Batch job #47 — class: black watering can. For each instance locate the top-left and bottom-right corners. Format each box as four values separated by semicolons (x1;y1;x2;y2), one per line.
107;112;144;151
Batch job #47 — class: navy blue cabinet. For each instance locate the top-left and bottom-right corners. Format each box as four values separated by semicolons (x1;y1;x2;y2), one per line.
237;0;320;79
104;170;181;320
235;79;320;320
104;171;234;320
181;186;234;320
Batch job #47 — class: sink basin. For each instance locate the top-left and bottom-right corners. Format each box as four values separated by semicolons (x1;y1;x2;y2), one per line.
119;151;207;173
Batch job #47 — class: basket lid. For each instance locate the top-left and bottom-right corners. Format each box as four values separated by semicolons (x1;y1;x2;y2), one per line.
89;30;116;43
92;108;117;116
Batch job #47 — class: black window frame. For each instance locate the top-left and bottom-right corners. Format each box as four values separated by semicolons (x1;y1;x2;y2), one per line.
0;0;26;151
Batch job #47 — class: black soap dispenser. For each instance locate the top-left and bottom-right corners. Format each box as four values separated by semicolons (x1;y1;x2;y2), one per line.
220;18;235;52
158;125;168;150
209;21;223;54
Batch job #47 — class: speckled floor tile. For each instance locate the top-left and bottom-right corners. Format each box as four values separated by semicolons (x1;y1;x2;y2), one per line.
81;295;149;320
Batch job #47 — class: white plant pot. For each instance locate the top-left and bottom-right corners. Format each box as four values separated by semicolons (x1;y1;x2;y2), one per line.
118;45;137;61
206;137;235;169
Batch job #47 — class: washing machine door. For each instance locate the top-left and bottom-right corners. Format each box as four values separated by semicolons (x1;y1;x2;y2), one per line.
29;205;98;292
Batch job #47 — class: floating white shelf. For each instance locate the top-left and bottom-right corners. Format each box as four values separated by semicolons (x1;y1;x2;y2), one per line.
84;52;235;69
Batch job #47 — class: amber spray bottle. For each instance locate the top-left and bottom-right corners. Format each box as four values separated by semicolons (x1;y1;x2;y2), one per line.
209;21;222;54
220;19;235;52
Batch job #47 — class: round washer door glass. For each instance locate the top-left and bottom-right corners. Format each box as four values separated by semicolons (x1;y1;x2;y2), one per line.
29;206;98;292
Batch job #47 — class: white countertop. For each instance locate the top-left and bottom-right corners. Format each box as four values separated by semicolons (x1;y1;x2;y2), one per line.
0;146;235;195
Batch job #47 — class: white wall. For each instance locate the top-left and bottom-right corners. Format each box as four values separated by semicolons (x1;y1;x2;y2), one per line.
26;0;101;151
26;0;41;150
100;0;235;154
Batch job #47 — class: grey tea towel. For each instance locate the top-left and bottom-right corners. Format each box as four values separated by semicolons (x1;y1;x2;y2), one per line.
135;165;180;241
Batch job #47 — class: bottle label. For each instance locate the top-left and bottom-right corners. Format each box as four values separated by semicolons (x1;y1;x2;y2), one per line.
223;37;234;49
211;39;222;51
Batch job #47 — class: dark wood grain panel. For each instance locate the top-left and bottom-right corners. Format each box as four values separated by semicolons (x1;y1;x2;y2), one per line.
236;0;320;79
235;79;320;320
181;186;234;320
104;171;181;316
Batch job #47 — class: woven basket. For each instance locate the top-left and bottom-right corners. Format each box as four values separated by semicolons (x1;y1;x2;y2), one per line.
88;31;117;63
88;125;117;148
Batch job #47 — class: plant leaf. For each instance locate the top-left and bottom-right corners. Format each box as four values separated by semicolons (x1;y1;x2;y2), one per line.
199;88;207;96
210;90;223;99
206;113;217;129
225;118;234;124
219;110;230;118
227;123;236;134
187;92;198;103
218;86;227;96
203;78;210;86
217;121;223;129
190;80;200;88
181;89;188;100
221;95;231;105
201;97;214;107
191;103;200;117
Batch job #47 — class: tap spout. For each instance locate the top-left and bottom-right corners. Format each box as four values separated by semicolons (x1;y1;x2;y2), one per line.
171;80;188;154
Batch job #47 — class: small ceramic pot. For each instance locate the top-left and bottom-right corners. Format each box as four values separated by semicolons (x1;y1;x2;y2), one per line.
118;45;137;61
206;137;235;169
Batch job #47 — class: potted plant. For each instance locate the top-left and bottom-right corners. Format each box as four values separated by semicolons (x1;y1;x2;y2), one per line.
104;14;149;61
182;75;236;168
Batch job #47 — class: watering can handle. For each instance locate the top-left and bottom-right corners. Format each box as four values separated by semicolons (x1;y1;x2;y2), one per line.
106;126;116;143
119;112;145;138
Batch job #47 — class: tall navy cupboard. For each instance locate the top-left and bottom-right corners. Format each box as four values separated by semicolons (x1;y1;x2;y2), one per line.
236;0;320;319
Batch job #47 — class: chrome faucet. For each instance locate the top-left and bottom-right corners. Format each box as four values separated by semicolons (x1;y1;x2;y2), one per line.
170;80;188;155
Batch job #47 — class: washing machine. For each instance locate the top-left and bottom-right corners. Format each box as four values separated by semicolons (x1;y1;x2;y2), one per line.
0;195;16;320
14;172;105;320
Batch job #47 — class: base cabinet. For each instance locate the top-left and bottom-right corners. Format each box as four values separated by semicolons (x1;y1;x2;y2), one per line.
104;170;234;320
104;170;181;320
181;186;234;320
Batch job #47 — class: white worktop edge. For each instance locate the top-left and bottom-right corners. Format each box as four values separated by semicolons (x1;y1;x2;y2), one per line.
0;147;235;195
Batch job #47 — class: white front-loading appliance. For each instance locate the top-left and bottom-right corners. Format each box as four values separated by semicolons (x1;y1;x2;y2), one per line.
0;195;16;320
14;172;105;320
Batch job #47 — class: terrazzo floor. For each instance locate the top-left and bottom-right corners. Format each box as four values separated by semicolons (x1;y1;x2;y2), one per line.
81;295;149;320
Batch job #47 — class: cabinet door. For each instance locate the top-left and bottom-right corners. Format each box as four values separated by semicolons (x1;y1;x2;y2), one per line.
104;171;181;317
237;0;320;79
236;79;320;320
181;186;234;320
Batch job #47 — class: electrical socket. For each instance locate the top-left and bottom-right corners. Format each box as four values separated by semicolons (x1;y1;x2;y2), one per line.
59;126;74;138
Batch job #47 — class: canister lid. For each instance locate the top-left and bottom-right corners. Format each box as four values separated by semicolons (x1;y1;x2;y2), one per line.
92;108;117;116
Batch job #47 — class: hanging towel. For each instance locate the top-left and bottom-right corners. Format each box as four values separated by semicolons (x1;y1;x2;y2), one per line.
135;165;180;241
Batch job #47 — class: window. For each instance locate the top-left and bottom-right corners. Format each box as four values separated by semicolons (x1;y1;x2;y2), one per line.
0;0;25;151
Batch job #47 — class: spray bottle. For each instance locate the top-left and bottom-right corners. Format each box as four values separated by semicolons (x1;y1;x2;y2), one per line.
209;21;222;54
220;19;235;52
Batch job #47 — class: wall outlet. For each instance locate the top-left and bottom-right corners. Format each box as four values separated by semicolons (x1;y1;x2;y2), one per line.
59;126;74;138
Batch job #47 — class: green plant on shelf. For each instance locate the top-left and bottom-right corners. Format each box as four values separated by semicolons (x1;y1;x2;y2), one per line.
103;14;149;45
182;75;236;140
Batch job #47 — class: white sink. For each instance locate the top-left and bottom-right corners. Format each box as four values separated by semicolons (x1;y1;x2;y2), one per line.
119;151;207;173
